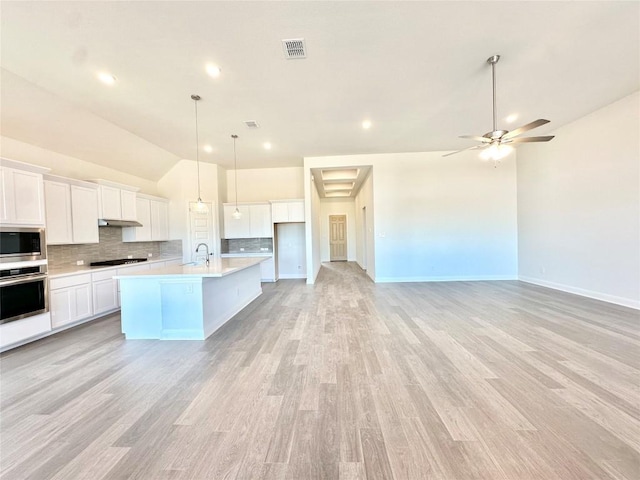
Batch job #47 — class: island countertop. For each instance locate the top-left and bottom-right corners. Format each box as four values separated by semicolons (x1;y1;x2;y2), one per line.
113;256;266;279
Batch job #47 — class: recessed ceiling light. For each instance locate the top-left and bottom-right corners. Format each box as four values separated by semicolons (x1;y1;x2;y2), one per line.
203;145;213;153
263;142;272;150
362;120;372;130
206;64;221;78
97;72;117;85
505;113;518;124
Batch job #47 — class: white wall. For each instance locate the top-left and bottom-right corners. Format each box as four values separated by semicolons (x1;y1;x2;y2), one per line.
517;91;639;308
355;169;375;280
305;152;518;283
319;199;356;262
226;166;303;202
304;169;322;284
0;136;159;194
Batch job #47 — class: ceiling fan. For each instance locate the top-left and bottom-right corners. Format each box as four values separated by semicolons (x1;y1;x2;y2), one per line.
445;54;554;160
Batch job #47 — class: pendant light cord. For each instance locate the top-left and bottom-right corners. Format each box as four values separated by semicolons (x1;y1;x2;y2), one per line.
192;94;202;202
232;134;239;209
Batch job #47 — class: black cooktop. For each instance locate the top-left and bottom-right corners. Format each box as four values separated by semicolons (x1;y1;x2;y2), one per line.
90;258;148;267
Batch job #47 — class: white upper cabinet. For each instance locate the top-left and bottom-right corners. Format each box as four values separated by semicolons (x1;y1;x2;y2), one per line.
249;203;272;237
70;185;99;244
271;199;305;223
99;185;122;219
0;160;49;226
223;204;251;239
120;189;137;221
44;175;99;245
89;180;139;221
150;199;169;240
223;203;272;239
122;194;169;242
44;181;73;244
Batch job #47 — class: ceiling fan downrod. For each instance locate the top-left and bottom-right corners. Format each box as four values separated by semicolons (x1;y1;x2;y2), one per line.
487;55;500;134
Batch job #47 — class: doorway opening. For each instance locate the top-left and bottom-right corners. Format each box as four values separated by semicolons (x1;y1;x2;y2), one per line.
361;206;367;270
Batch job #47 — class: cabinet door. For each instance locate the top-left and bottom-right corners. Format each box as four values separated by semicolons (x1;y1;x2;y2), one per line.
44;181;73;244
120;190;137;221
260;257;275;281
250;204;272;238
271;202;289;223
71;186;99;244
74;283;93;320
223;204;251;238
50;288;73;328
93;278;118;314
10;169;45;225
0;168;9;223
150;200;169;240
99;185;122;219
288;201;305;222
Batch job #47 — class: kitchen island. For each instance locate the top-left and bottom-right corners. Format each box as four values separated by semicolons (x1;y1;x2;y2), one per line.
114;257;266;340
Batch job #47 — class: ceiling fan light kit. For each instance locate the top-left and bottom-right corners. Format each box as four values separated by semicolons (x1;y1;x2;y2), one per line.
445;54;554;165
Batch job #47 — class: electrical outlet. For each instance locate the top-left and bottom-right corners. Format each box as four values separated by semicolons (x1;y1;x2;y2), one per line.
127;255;133;259
148;253;153;257
240;247;245;251
76;260;84;266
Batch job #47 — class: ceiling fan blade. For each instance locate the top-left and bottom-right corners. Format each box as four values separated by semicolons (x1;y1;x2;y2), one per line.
459;135;491;143
442;144;488;157
504;135;555;143
503;119;550;139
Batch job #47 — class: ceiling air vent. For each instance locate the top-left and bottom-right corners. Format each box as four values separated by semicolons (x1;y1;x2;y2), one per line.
244;120;259;128
282;38;306;59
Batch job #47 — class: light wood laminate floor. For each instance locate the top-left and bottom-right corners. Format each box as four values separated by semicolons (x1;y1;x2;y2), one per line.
1;262;639;480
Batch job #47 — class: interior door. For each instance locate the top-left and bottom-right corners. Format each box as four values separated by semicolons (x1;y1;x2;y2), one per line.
329;214;347;261
189;202;214;262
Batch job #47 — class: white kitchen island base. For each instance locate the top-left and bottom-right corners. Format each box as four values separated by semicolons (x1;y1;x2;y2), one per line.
116;258;264;340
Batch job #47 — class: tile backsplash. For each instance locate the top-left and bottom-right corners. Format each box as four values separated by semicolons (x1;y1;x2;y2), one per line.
221;237;273;254
47;227;182;268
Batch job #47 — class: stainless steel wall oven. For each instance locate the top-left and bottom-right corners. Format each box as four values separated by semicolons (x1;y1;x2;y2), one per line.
0;263;48;324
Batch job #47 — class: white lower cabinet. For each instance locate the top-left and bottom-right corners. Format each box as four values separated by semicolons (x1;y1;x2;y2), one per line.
50;274;93;328
91;270;119;315
260;257;275;282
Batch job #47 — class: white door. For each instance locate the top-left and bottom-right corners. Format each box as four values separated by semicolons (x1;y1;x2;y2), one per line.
329;215;347;261
189;202;215;262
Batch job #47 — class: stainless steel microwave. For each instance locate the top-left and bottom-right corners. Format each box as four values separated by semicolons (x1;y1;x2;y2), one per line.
0;227;46;263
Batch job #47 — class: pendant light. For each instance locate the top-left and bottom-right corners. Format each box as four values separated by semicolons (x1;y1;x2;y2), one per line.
191;94;206;211
231;134;241;219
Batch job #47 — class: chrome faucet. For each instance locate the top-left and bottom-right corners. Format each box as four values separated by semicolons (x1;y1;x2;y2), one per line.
195;243;210;266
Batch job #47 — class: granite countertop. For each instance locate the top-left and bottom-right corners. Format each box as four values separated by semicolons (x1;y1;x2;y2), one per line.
114;256;267;279
48;256;182;278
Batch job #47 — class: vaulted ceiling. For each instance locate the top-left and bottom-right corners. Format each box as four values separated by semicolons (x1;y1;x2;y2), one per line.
1;1;638;181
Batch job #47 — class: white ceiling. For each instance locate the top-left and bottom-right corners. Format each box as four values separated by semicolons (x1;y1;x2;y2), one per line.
1;1;638;182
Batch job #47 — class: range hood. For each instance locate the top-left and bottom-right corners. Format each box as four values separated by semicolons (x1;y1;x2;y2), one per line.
98;219;143;228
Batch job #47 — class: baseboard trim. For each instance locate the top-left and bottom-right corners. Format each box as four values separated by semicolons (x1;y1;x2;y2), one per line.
518;276;640;310
280;273;307;279
375;275;517;283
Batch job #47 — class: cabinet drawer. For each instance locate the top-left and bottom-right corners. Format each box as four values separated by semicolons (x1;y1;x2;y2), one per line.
50;273;92;290
91;268;117;282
